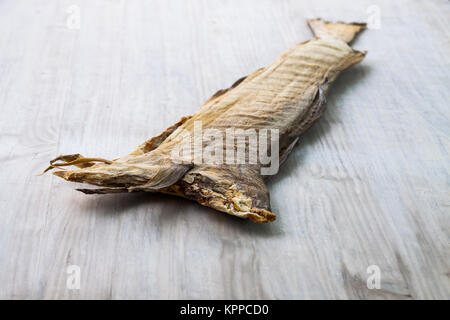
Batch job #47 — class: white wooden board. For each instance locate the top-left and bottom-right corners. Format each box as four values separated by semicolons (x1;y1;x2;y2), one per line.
0;0;448;299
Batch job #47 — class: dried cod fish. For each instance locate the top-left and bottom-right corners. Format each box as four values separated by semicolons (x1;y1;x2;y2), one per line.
44;18;367;223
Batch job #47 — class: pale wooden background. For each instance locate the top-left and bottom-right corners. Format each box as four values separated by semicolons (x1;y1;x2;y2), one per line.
0;0;448;299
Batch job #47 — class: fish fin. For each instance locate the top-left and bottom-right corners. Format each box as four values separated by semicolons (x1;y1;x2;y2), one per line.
41;154;112;174
130;73;257;157
204;74;249;104
128;161;194;190
77;187;130;194
130;115;193;155
307;18;366;44
202;67;266;107
127;75;250;158
161;165;276;223
127;70;264;159
52;155;192;190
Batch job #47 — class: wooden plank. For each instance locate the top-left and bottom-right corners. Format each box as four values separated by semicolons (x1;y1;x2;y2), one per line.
0;0;448;299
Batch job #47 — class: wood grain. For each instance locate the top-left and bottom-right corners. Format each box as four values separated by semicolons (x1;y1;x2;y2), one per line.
0;0;448;299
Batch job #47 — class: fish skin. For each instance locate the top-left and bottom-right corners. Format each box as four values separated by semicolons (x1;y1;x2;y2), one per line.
45;19;367;223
